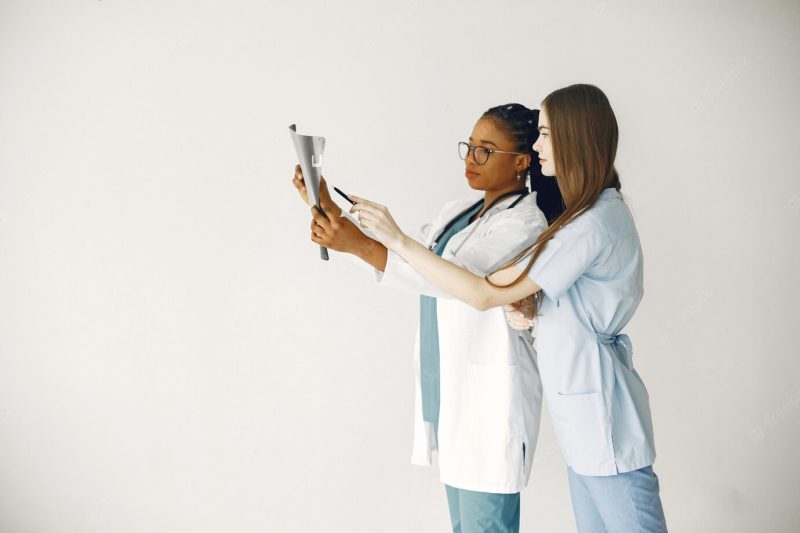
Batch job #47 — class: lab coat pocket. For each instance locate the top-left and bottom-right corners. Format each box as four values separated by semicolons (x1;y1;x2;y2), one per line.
466;363;525;437
551;391;614;475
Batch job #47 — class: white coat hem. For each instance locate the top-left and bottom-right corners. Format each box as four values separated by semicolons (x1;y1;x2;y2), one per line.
568;452;657;477
437;475;528;495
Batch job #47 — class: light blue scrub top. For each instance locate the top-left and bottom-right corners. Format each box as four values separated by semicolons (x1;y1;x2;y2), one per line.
419;201;484;427
521;188;656;476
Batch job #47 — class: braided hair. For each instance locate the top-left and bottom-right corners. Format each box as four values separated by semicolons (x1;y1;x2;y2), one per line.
481;103;565;223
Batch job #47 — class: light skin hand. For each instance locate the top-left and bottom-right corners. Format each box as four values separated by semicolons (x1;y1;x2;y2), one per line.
350;195;542;311
504;296;536;331
347;195;406;250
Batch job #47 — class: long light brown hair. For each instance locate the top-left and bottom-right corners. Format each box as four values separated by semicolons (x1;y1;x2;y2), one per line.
487;84;621;307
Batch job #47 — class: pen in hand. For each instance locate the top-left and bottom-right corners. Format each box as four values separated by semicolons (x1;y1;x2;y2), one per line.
333;186;355;205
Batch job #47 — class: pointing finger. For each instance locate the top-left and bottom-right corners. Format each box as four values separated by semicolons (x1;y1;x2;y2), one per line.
349;198;382;215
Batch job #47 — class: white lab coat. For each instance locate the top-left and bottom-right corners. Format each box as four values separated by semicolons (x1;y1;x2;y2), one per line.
362;192;549;493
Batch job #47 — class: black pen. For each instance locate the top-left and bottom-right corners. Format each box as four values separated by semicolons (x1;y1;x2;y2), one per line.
333;186;355;205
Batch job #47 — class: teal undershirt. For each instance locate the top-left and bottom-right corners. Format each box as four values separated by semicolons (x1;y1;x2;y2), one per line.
420;201;484;427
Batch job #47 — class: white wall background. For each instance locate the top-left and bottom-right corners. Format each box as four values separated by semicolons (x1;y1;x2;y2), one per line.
1;1;798;531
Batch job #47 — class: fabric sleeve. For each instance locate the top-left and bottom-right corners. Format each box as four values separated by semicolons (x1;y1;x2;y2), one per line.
444;206;548;276
519;214;608;301
374;220;455;299
372;199;472;299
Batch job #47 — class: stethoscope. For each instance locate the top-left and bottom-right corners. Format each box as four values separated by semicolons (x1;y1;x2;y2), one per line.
428;188;529;250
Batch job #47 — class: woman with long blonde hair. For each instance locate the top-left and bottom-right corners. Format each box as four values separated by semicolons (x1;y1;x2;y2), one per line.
351;84;668;532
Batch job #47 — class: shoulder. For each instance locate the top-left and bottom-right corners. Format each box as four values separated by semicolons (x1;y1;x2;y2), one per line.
485;192;548;231
440;196;480;215
583;189;639;242
424;196;480;228
551;190;638;256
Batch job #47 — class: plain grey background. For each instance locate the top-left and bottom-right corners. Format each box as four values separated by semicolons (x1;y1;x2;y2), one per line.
1;1;798;532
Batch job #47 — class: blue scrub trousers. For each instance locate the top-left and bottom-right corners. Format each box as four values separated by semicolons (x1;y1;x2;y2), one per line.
433;419;521;532
444;484;520;533
567;465;668;533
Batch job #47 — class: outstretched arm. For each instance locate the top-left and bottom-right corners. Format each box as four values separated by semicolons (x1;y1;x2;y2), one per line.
350;196;541;310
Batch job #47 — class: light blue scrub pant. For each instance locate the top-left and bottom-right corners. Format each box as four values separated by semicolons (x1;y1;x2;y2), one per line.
444;484;520;533
567;465;668;533
432;419;521;533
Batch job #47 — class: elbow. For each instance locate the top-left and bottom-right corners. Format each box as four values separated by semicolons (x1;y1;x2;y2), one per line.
471;294;492;312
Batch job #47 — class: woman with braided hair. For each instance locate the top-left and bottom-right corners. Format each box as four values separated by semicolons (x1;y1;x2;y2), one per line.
293;103;563;532
350;84;668;532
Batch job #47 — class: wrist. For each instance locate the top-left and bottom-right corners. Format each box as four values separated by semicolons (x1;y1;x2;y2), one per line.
394;234;412;255
352;232;376;258
325;204;342;218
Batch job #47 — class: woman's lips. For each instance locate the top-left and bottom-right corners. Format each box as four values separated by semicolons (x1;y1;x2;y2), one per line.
465;171;479;178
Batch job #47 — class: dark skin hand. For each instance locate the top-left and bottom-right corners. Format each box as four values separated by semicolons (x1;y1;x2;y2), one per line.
292;164;387;271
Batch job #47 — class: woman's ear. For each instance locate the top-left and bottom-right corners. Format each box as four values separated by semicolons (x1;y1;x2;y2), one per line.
517;154;532;172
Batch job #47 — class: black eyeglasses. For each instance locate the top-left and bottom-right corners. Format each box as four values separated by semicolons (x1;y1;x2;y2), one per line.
458;142;525;165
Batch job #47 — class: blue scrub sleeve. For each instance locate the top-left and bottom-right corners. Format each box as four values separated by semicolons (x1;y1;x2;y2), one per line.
518;215;608;301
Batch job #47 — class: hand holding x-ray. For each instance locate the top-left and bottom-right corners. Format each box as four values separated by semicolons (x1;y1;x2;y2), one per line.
289;124;328;260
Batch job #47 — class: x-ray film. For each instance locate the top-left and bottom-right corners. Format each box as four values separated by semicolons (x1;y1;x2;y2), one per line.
289;124;328;260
